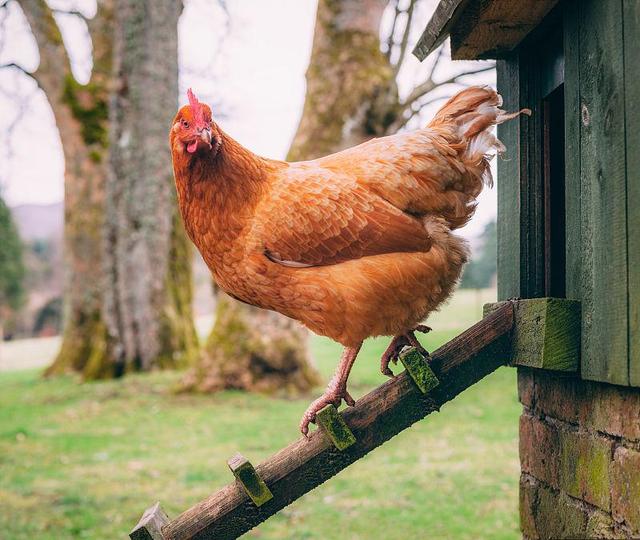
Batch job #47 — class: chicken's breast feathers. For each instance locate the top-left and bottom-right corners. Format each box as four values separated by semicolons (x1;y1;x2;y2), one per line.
251;164;432;268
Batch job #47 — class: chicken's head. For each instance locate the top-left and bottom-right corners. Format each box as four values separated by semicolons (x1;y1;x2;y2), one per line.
171;89;220;156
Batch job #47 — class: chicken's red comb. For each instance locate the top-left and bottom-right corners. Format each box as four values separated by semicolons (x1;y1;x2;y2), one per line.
187;88;205;127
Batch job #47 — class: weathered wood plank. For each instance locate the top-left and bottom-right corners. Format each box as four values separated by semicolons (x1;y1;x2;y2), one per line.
449;0;559;60
496;57;522;300
227;454;273;507
315;405;356;451
624;0;640;387
485;298;580;371
130;502;169;540
563;0;581;302
161;303;514;540
412;0;466;60
578;0;629;385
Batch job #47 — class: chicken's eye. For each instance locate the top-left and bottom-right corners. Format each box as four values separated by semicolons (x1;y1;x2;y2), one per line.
181;119;190;129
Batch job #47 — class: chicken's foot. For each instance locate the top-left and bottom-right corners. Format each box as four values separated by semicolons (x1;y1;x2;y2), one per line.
380;325;431;377
300;343;362;437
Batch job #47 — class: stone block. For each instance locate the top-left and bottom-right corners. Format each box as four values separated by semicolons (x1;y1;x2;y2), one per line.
611;446;640;534
519;414;561;489
559;430;612;511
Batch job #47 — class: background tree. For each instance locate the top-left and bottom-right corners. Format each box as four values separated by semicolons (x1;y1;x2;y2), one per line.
103;0;198;376
289;0;494;159
4;0;197;378
460;220;497;289
0;194;25;340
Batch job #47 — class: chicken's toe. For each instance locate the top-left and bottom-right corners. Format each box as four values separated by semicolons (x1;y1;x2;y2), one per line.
300;388;355;437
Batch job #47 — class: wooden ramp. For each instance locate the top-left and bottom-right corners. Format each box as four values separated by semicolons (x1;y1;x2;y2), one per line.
131;302;514;540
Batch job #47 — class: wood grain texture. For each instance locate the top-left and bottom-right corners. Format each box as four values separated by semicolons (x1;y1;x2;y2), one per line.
578;0;629;385
624;0;640;386
450;0;559;60
161;303;514;540
563;0;581;302
496;57;522;300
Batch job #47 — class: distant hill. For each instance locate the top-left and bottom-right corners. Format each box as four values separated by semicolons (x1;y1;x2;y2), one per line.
10;202;63;242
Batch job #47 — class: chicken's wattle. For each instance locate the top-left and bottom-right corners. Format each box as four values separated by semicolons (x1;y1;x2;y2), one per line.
187;140;198;153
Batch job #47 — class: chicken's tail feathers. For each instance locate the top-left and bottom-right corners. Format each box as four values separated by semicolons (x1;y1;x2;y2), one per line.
428;86;531;187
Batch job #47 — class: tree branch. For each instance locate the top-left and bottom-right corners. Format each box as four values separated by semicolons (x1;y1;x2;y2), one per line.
16;0;73;93
385;0;401;59
403;64;494;108
392;0;416;77
0;62;39;84
51;7;87;20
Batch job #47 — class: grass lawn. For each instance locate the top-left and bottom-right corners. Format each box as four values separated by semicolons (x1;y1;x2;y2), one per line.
0;323;521;540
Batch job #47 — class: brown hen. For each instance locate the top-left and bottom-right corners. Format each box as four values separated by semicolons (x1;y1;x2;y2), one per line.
170;87;528;435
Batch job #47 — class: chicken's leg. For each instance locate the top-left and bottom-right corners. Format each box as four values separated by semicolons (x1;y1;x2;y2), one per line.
300;342;362;437
380;325;431;377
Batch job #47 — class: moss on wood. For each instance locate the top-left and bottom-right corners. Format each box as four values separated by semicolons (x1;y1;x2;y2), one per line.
316;404;357;450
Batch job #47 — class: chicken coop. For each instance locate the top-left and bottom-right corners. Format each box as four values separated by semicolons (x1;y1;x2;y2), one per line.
416;0;640;537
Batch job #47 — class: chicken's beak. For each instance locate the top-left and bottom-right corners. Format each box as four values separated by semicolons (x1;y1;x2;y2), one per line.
200;128;212;146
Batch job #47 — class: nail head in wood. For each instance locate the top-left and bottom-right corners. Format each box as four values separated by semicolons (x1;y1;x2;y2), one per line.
130;502;169;540
227;453;273;507
399;347;439;393
316;404;356;450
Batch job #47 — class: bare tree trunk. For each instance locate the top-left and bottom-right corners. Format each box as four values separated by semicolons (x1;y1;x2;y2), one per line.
16;0;114;376
288;0;393;160
181;294;318;394
16;0;197;378
104;0;197;375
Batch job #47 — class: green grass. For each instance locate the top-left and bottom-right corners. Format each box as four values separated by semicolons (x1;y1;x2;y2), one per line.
0;325;520;540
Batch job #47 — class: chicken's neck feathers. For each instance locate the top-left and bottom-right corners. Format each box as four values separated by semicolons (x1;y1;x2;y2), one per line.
173;129;278;257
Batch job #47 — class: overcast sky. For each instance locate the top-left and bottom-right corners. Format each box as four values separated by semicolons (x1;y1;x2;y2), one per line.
0;0;497;240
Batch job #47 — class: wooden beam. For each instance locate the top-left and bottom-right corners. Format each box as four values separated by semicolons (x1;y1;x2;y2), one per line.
484;298;580;372
412;0;466;61
161;303;514;540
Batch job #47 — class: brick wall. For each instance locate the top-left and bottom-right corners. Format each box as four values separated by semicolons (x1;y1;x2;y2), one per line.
518;368;640;539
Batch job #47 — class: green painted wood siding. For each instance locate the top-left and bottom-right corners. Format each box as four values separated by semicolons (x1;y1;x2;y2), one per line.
497;0;639;386
577;0;629;385
624;0;640;387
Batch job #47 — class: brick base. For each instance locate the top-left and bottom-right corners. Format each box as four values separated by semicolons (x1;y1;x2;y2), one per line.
518;368;640;539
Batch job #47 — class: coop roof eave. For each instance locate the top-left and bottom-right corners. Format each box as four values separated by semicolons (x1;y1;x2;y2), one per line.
413;0;560;62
